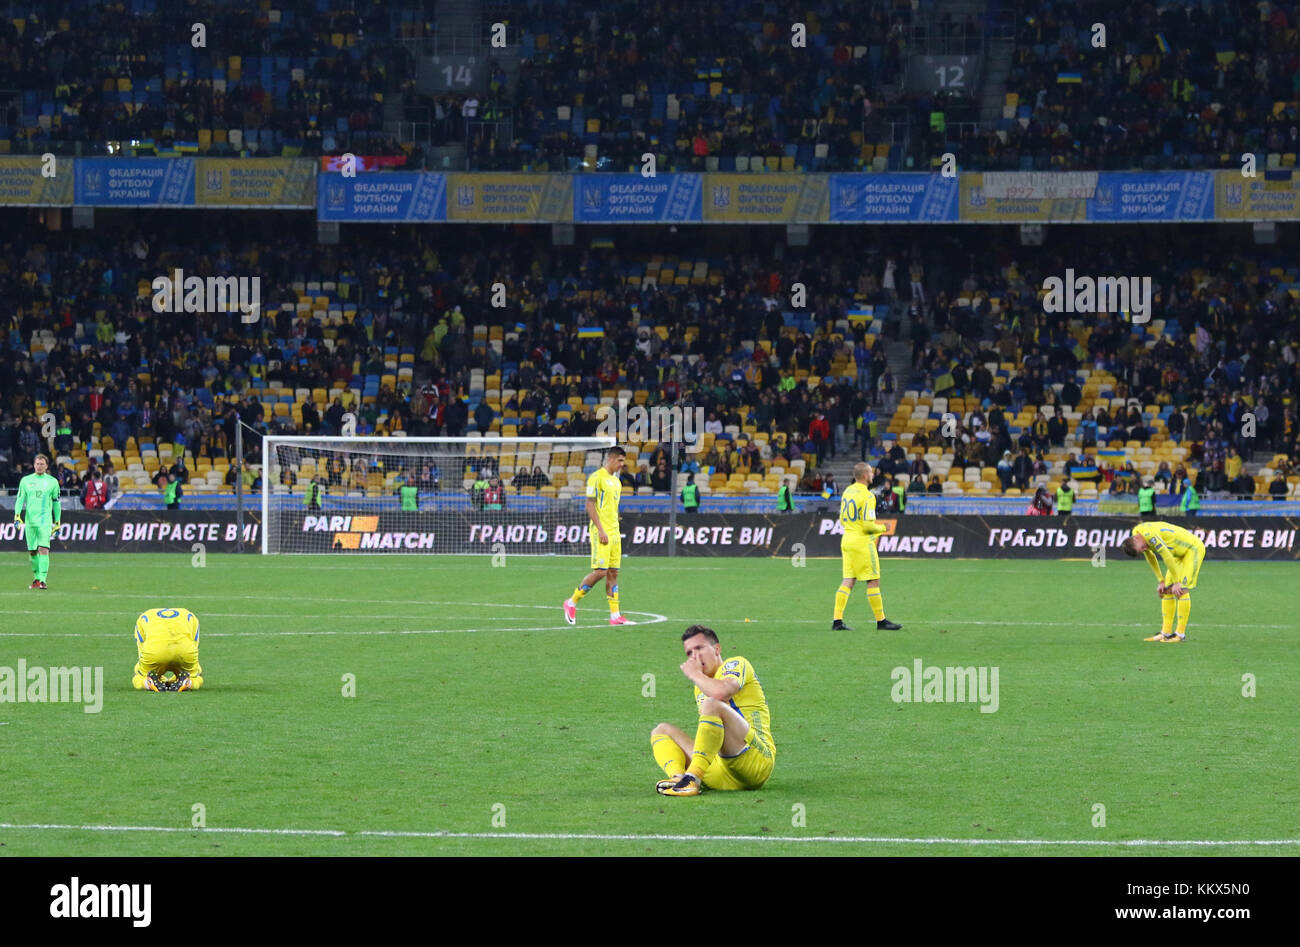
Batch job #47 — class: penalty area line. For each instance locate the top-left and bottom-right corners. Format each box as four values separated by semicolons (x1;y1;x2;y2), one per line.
0;823;1296;847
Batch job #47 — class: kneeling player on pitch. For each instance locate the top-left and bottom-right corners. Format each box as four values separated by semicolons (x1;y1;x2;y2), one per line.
650;625;775;796
133;607;204;691
1121;521;1206;643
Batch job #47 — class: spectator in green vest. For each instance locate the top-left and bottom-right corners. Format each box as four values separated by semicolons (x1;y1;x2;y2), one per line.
777;477;797;512
681;473;700;513
399;482;419;511
163;472;180;510
303;478;324;510
1055;480;1075;516
1138;479;1157;520
471;472;489;510
891;476;907;513
1180;478;1200;516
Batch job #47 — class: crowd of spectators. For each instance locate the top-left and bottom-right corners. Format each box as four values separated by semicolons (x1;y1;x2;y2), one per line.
887;224;1300;498
965;0;1300;171
12;0;1300;174
1;0;414;159
1;217;1299;502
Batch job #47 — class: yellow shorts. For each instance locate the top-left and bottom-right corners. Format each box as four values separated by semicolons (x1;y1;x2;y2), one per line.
1169;540;1206;590
590;525;621;570
702;724;775;791
842;539;879;581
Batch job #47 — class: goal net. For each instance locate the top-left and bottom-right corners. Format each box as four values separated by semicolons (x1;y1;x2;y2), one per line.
261;436;616;554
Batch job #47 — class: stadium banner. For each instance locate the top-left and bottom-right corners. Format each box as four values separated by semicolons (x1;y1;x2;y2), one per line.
0;156;74;205
16;511;1296;559
1214;170;1300;220
445;173;573;222
74;158;195;206
193;158;316;207
572;173;703;222
0;511;260;553
702;174;829;222
266;512;1300;560
959;173;1087;222
316;171;446;221
1086;171;1215;222
828;173;958;222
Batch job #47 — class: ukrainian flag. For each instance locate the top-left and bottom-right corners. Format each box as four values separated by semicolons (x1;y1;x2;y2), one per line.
1155;33;1170;54
577;327;605;339
1057;72;1083;84
821;487;833;499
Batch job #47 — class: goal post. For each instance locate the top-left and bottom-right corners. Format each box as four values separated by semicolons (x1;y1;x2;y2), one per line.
261;436;616;554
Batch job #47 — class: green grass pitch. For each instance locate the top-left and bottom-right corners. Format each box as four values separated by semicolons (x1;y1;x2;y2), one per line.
0;552;1296;856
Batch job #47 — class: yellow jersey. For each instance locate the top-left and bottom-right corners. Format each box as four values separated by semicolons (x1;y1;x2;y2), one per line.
135;607;200;645
839;481;884;544
695;655;774;753
1132;521;1203;578
586;466;622;531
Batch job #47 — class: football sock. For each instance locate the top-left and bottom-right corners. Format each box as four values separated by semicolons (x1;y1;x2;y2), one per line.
685;715;725;779
36;554;49;582
1175;594;1191;636
571;583;591;603
867;587;885;621
30;554;38;578
607;585;620;616
1160;595;1175;635
833;585;851;620
651;734;688;779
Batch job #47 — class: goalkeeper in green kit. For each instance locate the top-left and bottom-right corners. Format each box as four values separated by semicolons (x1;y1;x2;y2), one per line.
15;453;62;589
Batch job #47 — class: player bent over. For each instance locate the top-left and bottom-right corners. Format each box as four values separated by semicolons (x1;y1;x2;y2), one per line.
832;462;902;631
1121;521;1206;643
133;607;205;691
651;625;775;796
563;446;635;626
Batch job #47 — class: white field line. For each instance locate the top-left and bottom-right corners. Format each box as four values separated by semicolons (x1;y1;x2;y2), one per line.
0;822;1295;847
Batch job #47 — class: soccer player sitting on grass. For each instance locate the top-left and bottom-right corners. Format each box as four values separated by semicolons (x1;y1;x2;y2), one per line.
651;625;775;797
15;453;61;590
1121;521;1206;643
563;446;634;626
133;607;204;691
